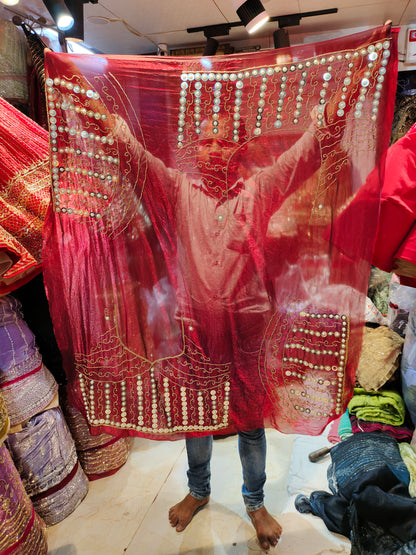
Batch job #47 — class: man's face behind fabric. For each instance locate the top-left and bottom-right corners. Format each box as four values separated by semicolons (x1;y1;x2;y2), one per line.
195;118;246;186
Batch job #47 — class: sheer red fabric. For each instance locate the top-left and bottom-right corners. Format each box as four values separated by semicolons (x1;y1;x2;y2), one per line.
42;26;397;439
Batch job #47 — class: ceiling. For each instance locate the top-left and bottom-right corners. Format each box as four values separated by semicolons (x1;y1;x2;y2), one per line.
0;0;415;55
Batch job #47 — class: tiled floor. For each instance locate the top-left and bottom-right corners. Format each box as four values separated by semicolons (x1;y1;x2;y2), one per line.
46;430;351;554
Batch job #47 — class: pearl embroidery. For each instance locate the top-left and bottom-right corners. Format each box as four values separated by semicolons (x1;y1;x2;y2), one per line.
281;310;350;417
77;371;231;434
177;41;391;144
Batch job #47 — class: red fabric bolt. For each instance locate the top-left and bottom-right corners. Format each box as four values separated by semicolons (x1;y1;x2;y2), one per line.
0;96;50;294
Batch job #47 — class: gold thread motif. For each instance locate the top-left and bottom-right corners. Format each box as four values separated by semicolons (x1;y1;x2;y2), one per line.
75;322;231;433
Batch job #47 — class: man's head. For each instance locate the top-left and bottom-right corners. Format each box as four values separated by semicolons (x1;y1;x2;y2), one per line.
196;116;248;185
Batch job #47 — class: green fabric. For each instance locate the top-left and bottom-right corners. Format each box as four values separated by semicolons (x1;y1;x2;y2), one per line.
399;443;416;498
347;388;406;426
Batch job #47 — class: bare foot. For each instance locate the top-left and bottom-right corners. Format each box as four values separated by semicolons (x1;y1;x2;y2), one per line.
247;506;282;551
169;493;209;532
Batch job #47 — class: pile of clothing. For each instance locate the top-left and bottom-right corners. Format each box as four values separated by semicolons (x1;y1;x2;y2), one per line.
295;278;416;553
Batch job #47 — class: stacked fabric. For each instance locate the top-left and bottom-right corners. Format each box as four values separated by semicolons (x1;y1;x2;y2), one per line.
0;296;58;427
0;295;89;525
0;386;9;443
355;325;404;391
348;324;414;441
63;401;130;481
0;393;47;554
348;388;406;427
6;407;89;526
0;443;48;554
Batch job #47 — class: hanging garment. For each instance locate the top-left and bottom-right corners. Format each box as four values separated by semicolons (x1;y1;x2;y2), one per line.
42;25;398;439
20;21;49;129
372;123;416;287
0;20;28;106
0;96;50;295
0;443;48;554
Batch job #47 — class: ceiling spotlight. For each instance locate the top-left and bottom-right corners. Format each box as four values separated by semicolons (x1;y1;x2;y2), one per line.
64;0;83;41
231;0;269;34
0;0;20;5
42;0;74;31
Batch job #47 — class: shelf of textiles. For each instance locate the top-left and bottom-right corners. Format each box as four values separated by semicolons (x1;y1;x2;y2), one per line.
0;294;131;538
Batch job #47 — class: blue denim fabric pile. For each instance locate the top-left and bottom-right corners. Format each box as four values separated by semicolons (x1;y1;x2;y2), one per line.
295;432;416;554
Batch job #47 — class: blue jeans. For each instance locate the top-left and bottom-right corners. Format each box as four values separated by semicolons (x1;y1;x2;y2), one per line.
185;428;266;512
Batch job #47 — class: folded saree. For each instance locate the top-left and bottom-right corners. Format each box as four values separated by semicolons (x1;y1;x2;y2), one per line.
63;400;130;480
399;442;416;498
349;413;414;441
347;387;406;426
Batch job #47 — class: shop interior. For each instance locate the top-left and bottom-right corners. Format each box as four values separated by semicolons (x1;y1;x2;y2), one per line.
1;1;416;554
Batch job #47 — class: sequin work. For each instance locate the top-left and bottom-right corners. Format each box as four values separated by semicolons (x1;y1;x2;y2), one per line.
42;26;398;438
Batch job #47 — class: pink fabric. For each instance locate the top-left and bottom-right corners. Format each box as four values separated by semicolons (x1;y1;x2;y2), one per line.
328;415;342;444
42;26;397;439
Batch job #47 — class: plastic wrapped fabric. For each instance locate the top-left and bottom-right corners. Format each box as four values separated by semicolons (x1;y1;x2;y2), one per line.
387;281;416;337
401;297;416;426
0;296;58;427
6;407;89;526
63;400;130;480
0;443;48;554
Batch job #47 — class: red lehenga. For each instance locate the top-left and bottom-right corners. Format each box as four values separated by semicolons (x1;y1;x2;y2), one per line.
42;25;398;439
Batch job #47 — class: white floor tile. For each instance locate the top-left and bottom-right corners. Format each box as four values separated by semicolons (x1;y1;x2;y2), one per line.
46;430;350;555
47;438;185;554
